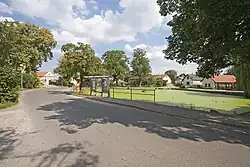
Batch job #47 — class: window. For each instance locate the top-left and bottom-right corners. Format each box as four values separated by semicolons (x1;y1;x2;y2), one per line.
186;82;190;86
205;83;207;87
208;83;211;87
187;76;189;79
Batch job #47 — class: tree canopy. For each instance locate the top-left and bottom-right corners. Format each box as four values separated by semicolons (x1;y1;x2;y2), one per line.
131;48;151;86
102;50;129;85
0;20;57;103
0;20;57;72
157;0;250;97
55;43;103;90
165;69;177;84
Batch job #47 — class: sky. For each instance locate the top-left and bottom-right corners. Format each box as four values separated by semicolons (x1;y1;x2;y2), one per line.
0;0;198;74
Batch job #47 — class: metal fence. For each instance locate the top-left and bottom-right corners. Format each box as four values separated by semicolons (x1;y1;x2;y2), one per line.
111;87;156;103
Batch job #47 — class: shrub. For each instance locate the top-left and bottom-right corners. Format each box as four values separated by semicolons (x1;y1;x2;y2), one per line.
156;79;164;87
0;67;20;103
23;72;40;89
56;77;73;87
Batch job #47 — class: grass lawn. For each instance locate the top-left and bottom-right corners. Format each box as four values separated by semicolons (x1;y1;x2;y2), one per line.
156;90;250;112
81;87;250;113
0;102;17;110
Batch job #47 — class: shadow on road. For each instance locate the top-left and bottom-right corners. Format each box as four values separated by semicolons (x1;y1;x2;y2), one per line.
47;90;72;96
0;127;21;160
1;141;99;167
37;98;250;147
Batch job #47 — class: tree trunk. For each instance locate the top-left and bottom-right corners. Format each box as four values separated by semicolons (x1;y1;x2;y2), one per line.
79;74;84;92
113;75;118;86
139;80;142;87
238;62;250;98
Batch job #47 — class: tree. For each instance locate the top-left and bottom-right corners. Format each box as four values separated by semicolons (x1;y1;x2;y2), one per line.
56;43;103;91
102;50;129;85
0;20;56;104
0;66;20;103
0;20;57;72
157;0;250;97
165;70;177;84
225;67;235;75
131;48;151;87
23;72;40;89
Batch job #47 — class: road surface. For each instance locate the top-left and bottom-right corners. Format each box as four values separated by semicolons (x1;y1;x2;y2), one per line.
0;87;250;167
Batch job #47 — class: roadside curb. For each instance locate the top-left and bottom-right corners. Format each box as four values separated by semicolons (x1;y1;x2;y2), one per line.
86;96;250;130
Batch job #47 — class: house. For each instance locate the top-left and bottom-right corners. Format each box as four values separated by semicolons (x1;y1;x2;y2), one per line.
37;72;58;85
175;73;186;85
212;75;236;90
182;74;203;87
181;74;237;90
151;74;172;84
202;78;215;88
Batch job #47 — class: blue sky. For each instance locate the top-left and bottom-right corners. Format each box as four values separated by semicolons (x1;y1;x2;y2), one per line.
0;0;197;74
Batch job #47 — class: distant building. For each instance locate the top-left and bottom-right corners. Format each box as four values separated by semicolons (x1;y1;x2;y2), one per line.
175;73;186;85
212;75;236;90
37;72;58;85
181;74;237;90
182;74;203;87
151;74;172;84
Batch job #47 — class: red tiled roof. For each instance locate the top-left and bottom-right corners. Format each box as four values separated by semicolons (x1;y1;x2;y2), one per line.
37;72;48;77
212;75;236;83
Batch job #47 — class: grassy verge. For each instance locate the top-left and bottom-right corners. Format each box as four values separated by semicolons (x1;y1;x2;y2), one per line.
77;87;250;114
0;102;18;110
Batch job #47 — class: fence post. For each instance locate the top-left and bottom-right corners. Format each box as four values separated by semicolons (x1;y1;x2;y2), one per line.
154;89;156;103
130;89;133;100
113;87;115;98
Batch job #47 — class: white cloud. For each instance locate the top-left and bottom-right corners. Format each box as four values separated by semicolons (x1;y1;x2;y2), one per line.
52;29;91;46
0;2;12;14
10;0;166;44
11;0;86;21
124;43;198;74
124;44;134;54
0;16;14;22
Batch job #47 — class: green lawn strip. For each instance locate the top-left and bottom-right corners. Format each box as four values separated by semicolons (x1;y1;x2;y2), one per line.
77;87;250;113
112;88;154;101
155;90;250;112
0;102;18;110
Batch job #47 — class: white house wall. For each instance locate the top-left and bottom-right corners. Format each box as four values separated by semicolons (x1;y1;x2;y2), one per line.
162;76;172;84
182;76;193;87
202;78;215;89
39;72;58;85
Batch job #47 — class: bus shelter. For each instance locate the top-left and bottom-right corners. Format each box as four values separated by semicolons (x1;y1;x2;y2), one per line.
84;76;112;97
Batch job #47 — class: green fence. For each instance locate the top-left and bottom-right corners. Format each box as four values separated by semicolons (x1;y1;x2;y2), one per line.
111;87;156;103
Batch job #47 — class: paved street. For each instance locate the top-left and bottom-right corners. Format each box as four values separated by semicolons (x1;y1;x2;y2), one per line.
0;87;250;167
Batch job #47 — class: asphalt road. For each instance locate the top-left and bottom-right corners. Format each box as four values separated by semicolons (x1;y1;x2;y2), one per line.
0;87;250;167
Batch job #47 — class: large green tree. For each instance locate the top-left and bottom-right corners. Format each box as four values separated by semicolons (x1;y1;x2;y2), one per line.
56;43;103;91
102;50;129;85
131;48;151;87
165;69;177;84
0;20;56;104
0;66;20;103
157;0;250;97
0;20;57;72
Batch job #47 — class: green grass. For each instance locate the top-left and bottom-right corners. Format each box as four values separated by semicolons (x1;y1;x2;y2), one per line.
0;102;17;110
155;90;250;112
80;87;250;113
